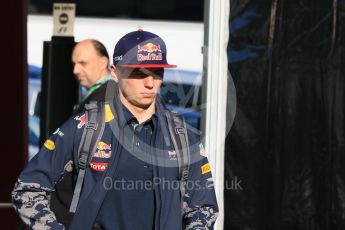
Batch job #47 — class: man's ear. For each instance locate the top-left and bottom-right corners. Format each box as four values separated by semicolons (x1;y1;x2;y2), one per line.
111;65;119;82
99;56;109;70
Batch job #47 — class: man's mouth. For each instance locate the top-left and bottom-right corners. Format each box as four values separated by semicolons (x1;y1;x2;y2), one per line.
141;93;155;98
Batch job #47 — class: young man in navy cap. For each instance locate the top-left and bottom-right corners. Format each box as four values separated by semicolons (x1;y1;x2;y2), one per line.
12;30;218;230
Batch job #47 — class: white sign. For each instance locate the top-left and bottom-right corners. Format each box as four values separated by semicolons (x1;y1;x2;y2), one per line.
53;3;76;37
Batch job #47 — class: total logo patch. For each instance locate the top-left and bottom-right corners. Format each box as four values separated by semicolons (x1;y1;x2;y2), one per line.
74;114;86;129
44;139;55;151
90;162;109;172
201;163;211;175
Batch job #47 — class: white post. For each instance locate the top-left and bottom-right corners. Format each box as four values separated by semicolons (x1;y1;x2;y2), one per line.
203;0;230;229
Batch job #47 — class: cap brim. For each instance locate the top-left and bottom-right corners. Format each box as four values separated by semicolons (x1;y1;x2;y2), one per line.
120;64;177;68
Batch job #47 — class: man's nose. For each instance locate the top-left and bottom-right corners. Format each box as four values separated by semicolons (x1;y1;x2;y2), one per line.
144;76;154;88
73;64;80;75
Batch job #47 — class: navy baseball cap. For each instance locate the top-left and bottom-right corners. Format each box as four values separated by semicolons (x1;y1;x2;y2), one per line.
113;30;177;68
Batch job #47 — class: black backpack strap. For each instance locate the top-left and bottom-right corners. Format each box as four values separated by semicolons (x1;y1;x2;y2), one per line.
165;111;190;213
155;95;172;147
69;101;105;213
104;79;118;103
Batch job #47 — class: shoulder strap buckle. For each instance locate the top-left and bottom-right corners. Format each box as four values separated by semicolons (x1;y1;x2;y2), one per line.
84;102;98;110
78;151;88;169
86;121;98;130
175;127;185;134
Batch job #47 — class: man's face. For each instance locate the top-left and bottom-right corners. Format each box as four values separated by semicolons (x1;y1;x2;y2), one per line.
112;67;164;109
72;41;107;88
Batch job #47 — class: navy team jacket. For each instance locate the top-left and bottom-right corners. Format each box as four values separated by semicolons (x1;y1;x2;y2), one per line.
12;98;218;230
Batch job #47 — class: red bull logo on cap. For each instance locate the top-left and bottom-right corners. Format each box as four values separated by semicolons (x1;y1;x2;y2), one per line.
137;42;162;53
137;42;163;62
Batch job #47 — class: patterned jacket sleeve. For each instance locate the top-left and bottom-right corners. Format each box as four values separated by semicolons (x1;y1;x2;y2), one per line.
11;115;81;230
182;132;219;230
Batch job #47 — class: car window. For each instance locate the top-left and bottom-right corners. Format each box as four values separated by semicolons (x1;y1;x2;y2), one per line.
29;115;40;146
34;92;41;117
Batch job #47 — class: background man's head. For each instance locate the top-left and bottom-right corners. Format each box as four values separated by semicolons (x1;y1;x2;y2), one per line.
72;39;109;88
110;30;176;109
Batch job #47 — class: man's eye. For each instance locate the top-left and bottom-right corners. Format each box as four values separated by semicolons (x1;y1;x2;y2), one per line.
131;72;144;76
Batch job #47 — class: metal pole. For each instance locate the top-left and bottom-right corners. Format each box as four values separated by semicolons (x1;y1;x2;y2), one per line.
0;203;13;208
202;0;230;229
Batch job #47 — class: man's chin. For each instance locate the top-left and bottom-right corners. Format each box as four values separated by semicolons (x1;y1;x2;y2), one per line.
138;100;154;108
131;98;155;110
81;83;91;88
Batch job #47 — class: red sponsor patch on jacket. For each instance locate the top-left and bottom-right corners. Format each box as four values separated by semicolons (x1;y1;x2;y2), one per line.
74;114;86;129
90;162;109;172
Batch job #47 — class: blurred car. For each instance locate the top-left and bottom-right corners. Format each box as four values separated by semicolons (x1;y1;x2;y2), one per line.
28;64;42;79
28;65;41;160
160;69;202;129
28;114;40;160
